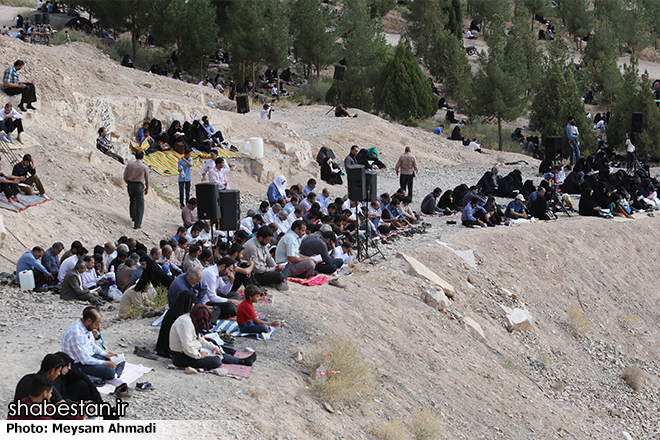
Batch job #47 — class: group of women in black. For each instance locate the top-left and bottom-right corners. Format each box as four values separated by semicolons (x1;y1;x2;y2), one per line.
142;118;215;155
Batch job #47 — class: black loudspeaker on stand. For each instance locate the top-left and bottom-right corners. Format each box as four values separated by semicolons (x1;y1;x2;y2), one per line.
196;183;221;220
346;165;366;201
545;136;563;161
365;170;377;203
236;95;250;114
333;65;345;81
631;112;645;133
218;190;240;231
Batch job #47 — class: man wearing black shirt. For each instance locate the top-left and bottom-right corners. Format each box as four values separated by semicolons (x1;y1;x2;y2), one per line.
12;153;46;197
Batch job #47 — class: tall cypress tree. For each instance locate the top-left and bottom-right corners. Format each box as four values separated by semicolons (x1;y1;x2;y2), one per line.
261;0;292;99
531;40;596;156
291;0;338;80
227;0;266;83
467;15;528;150
374;36;436;122
582;18;621;108
339;0;386;109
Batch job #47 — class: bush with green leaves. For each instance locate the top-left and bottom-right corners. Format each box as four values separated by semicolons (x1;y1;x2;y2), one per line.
374;36;436;123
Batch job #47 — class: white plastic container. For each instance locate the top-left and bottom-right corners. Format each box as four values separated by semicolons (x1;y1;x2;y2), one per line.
19;270;35;291
249;137;264;159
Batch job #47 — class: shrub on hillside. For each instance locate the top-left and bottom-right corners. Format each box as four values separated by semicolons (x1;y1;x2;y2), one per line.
374;36;436;123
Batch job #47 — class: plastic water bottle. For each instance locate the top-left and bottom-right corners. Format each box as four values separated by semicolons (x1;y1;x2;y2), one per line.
315;365;327;382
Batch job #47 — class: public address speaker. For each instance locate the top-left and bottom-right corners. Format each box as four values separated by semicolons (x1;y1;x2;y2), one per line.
545;136;563;158
236;95;250;114
218;190;240;231
333;65;345;81
365;170;377;203
631;112;645;133
346;165;366;201
196;183;220;220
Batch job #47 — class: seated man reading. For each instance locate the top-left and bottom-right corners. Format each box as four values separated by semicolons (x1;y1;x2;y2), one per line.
12;154;46;196
506;194;528;219
2;60;37;112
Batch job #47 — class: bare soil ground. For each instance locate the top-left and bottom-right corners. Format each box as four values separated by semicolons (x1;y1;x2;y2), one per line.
0;8;658;440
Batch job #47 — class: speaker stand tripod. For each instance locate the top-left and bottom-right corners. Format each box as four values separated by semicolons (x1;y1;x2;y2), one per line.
355;204;386;264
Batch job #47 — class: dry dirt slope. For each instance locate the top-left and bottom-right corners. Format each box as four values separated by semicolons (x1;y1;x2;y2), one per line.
0;31;658;440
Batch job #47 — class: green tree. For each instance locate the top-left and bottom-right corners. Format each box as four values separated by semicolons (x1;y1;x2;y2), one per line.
425;26;472;107
406;0;449;63
607;57;660;159
582;19;621;108
227;0;266;83
261;0;292;99
467;0;511;26
511;3;542;94
366;0;396;18
291;0;338;80
338;0;387;109
152;0;219;73
522;0;550;30
467;15;528;150
530;40;597;157
374;36;436;122
595;0;650;54
558;0;594;51
443;0;463;38
67;0;151;61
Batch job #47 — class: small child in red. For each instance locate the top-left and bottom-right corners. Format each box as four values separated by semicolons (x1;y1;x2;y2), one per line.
237;285;280;334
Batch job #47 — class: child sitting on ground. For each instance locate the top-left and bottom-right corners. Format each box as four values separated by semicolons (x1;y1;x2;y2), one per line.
236;285;280;335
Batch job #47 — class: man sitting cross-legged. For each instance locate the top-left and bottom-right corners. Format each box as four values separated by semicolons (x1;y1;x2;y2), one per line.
61;306;125;383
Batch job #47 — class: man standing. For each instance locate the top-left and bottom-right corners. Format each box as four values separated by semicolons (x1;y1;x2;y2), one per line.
2;60;37;112
200;149;219;181
344;145;359;170
566;116;580;166
61;306;124;382
123;151;149;229
96;127;125;164
275;220;316;278
16;246;52;287
395;146;418;200
12;154;46;197
208;157;230;189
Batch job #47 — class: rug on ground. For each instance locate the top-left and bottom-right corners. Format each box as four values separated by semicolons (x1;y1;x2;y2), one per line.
97;362;152;394
0;193;49;213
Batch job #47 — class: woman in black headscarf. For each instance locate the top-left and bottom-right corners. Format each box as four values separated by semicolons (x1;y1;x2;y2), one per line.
54;352;103;405
120;54;134;68
485;196;504;226
157;290;196;358
437;190;457;213
191;120;212;153
578;187;601;217
182;121;210;153
166;120;188;150
149;119;169;146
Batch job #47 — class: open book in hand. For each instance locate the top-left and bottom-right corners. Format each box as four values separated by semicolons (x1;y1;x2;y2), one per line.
110;354;126;364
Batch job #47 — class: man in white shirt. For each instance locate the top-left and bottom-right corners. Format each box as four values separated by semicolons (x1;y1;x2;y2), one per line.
467;138;481;152
260;103;273;120
200;149;219;181
208;157;230;190
274;210;291;235
283;196;298;214
102;242;116;273
58;247;88;283
266;203;282;224
201;257;240;319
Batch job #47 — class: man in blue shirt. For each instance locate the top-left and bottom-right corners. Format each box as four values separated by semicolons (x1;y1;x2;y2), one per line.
461;198;486;227
16;246;52;287
201;115;224;145
41;242;63;277
506;194;528;219
168;268;207;308
566;116;580;166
